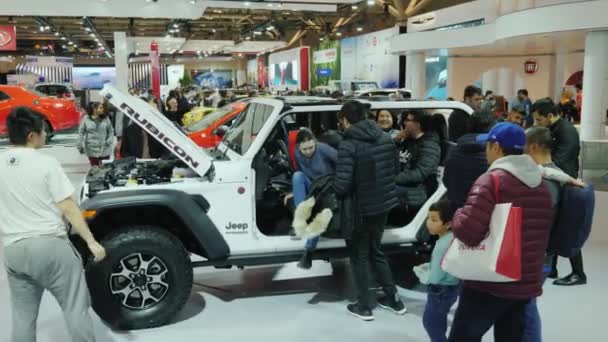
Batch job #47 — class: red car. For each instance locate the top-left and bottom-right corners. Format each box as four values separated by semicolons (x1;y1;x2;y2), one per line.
186;102;246;148
0;85;82;138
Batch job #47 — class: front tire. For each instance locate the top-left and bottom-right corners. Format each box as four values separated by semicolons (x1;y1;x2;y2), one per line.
86;225;193;330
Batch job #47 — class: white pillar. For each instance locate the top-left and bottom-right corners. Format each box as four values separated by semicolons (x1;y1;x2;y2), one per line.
113;32;129;93
481;69;498;94
553;53;566;102
406;52;426;99
446;57;457;99
497;67;515;100
499;0;517;15
581;31;608;141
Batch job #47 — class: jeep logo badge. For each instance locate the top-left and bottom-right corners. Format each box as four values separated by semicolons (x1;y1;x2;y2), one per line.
225;222;248;234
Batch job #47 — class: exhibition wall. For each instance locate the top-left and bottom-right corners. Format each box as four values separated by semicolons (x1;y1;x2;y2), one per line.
447;55;553;102
310;40;340;89
341;27;400;88
268;47;310;91
247;58;258;85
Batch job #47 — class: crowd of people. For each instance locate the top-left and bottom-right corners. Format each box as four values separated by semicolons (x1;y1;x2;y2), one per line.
0;81;593;342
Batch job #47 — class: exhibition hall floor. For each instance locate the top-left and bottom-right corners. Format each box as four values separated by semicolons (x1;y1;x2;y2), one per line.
0;143;606;342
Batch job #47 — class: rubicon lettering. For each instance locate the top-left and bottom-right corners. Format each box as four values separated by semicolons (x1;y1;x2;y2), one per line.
119;103;200;169
459;243;486;251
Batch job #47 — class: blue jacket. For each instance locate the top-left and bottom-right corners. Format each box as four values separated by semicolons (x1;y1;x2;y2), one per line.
295;143;337;180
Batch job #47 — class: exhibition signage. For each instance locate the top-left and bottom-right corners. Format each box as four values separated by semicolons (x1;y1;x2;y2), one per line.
0;25;16;51
25;56;74;67
150;42;161;99
313;48;338;64
317;68;333;77
524;59;538;74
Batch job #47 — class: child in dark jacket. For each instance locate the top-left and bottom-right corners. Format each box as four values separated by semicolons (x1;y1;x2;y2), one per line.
414;200;460;342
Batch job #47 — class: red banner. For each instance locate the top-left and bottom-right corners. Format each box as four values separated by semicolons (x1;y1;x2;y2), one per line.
0;25;17;51
150;42;161;99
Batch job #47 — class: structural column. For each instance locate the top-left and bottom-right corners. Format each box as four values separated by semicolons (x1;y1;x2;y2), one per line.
553;53;566;102
405;52;426;99
580;31;608;141
113;32;129;93
481;69;498;94
497;67;515;101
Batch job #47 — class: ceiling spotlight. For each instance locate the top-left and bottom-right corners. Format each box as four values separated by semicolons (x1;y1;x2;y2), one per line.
62;45;67;49
173;23;179;28
189;0;196;4
61;36;67;40
267;3;273;7
212;28;217;33
319;37;324;41
267;25;275;31
44;25;50;30
54;32;59;36
357;27;363;32
89;33;95;37
85;27;91;32
238;53;243;57
367;0;375;5
244;1;251;5
94;38;100;42
39;26;44;32
245;36;251;40
352;5;358;10
336;32;342;37
254;31;262;35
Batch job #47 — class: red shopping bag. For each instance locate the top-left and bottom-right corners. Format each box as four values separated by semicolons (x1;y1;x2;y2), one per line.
442;172;522;282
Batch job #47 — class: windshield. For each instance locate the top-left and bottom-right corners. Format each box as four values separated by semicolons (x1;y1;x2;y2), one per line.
221;102;275;155
25;86;48;98
185;105;235;133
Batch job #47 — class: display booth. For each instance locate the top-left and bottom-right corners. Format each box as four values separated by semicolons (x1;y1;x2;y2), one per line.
268;47;310;91
15;56;74;85
340;27;399;88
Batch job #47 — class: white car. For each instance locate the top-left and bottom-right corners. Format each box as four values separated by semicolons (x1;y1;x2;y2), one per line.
76;85;473;330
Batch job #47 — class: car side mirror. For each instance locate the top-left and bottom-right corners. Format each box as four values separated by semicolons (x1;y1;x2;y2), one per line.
214;125;229;136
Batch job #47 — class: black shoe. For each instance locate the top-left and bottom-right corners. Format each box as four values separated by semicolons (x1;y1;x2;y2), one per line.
553;273;587;286
347;303;374;321
377;295;408;315
297;250;312;269
547;269;559;279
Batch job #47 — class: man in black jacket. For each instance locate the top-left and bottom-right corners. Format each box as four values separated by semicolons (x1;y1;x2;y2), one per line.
443;111;495;213
532;98;580;178
448;85;482;142
532;98;585;286
396;110;441;208
334;100;405;321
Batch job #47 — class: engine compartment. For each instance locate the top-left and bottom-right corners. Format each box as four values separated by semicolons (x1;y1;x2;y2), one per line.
86;157;191;197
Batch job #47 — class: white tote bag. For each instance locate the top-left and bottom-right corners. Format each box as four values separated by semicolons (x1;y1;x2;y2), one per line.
441;173;522;282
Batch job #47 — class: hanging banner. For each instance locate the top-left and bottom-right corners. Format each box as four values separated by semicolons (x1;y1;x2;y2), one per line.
150;42;161;99
0;25;16;51
313;48;338;64
25;56;74;67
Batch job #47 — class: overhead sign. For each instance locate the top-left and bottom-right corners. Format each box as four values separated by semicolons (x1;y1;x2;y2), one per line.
313;48;338;64
0;25;17;51
25;56;74;67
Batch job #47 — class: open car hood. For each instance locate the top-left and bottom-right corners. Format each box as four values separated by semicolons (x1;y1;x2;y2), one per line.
100;84;214;178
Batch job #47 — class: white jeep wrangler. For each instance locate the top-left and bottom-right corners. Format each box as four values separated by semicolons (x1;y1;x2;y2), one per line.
76;85;472;330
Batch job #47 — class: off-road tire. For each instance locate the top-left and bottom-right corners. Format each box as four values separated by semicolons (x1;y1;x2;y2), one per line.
86;225;193;330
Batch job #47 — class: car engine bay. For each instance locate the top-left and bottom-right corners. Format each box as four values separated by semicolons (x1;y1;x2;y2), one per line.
85;157;193;197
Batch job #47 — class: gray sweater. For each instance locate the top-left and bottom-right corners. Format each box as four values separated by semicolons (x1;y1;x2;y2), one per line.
77;115;114;158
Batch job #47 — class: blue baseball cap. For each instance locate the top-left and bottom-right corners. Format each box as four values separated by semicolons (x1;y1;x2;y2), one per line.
476;122;526;151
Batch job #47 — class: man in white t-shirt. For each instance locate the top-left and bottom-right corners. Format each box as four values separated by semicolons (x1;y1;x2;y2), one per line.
0;107;106;342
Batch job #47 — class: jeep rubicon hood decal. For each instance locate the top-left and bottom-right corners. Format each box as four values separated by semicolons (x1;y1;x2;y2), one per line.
100;84;214;178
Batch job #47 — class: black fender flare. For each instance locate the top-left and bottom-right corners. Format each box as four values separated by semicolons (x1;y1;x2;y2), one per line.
81;189;230;260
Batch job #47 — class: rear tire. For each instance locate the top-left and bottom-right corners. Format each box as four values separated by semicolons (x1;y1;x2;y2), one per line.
86;225;193;330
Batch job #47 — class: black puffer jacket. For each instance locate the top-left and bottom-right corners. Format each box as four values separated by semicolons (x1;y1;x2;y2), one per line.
395;132;441;207
443;133;489;212
334;120;400;217
550;118;580;178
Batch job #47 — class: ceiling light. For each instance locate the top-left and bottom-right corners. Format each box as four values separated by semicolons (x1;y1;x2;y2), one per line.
44;25;50;30
173;23;179;28
146;0;152;2
267;3;273;7
94;38;100;42
352;5;358;10
212;29;217;33
367;0;375;5
254;31;262;35
61;36;67;40
245;36;251;40
189;0;196;4
336;32;342;37
39;26;44;32
319;37;324;41
357;27;363;32
244;1;251;5
62;45;67;49
89;33;95;37
267;25;275;31
238;53;243;57
85;27;91;32
54;32;59;36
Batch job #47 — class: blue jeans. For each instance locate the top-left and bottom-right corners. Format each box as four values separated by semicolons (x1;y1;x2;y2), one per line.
292;171;318;250
522;257;553;342
423;284;460;342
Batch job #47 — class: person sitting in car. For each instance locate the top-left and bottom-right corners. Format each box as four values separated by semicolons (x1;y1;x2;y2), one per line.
375;110;400;141
283;128;337;269
395;110;441;209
